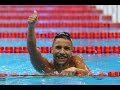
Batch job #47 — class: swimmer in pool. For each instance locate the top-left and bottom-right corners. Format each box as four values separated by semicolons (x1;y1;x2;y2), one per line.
27;10;90;76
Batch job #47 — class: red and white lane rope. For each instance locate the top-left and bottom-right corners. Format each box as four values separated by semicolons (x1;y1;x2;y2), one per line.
0;5;96;9
0;32;120;39
0;9;103;13
0;15;100;20
0;46;120;54
0;15;112;21
0;22;120;28
0;71;120;77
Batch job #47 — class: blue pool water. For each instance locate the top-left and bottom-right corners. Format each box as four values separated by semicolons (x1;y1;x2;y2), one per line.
0;27;120;33
0;34;120;85
0;38;120;46
0;53;120;85
22;38;120;46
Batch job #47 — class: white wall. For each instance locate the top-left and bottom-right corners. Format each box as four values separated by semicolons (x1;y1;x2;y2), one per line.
96;5;120;22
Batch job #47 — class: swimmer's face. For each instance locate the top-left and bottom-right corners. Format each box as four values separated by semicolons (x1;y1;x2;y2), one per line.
51;38;73;65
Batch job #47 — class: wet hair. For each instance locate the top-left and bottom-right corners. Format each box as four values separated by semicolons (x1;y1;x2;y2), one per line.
52;32;73;47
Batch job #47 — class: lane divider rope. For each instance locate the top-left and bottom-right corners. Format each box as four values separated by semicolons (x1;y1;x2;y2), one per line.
0;32;120;39
0;46;120;54
0;5;96;9
0;9;103;13
0;15;111;21
0;71;119;77
0;15;100;20
0;22;119;28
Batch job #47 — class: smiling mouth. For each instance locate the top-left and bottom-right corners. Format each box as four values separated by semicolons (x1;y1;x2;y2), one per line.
56;56;67;61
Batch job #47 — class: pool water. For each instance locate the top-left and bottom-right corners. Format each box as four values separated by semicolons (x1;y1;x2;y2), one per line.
0;38;120;46
1;76;120;85
0;52;120;85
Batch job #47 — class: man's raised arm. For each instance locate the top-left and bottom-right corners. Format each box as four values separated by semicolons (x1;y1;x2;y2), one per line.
27;10;53;73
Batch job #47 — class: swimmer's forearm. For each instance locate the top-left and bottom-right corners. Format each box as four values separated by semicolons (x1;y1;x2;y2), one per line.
27;10;38;50
28;25;36;40
27;25;37;51
78;69;89;74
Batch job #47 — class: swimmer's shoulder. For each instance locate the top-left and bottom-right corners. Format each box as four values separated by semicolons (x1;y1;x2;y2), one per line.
41;57;54;67
70;55;84;62
49;60;54;64
49;60;54;67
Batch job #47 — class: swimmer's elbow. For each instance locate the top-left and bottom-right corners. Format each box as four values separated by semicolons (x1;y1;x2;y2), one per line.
32;65;45;73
